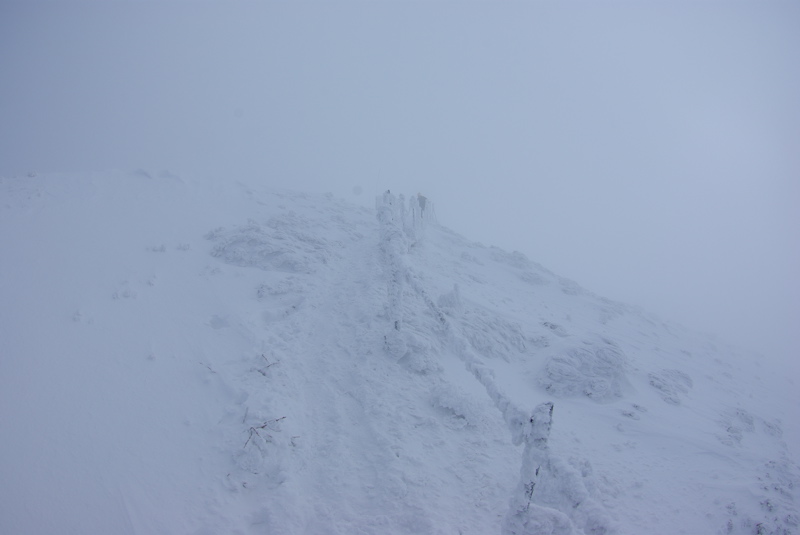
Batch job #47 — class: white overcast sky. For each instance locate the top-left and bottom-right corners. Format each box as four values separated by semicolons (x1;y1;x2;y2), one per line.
1;1;798;371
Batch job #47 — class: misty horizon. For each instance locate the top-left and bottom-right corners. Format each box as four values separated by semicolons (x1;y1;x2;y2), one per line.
1;0;798;373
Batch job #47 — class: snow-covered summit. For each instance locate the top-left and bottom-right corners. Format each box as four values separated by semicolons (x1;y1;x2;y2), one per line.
1;171;797;534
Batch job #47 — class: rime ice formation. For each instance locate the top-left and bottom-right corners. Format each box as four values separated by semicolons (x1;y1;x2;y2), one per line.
1;171;797;535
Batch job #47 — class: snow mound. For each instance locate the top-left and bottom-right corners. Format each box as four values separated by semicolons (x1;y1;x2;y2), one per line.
430;383;485;429
539;339;629;403
461;306;529;361
207;216;332;273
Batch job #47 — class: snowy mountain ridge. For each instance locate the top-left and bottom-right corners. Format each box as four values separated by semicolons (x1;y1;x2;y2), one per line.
1;170;797;535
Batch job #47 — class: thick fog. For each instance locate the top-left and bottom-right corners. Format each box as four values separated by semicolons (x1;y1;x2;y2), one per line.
1;1;798;373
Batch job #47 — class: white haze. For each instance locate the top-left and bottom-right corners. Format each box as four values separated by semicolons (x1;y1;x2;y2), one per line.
1;1;798;373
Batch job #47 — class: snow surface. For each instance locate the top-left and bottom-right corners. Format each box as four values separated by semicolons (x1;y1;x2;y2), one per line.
1;170;798;534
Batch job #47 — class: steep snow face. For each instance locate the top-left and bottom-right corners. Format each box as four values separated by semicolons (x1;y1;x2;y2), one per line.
0;172;797;535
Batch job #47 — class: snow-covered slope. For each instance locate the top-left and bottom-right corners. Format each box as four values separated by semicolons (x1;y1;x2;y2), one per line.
1;171;797;535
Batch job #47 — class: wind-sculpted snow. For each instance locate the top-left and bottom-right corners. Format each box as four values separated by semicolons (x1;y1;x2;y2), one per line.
430;383;486;429
1;172;798;535
540;340;629;403
460;306;529;361
376;190;411;360
647;368;693;405
206;216;333;273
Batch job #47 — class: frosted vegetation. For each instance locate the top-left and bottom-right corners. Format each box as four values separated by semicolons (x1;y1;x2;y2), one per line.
1;171;797;534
